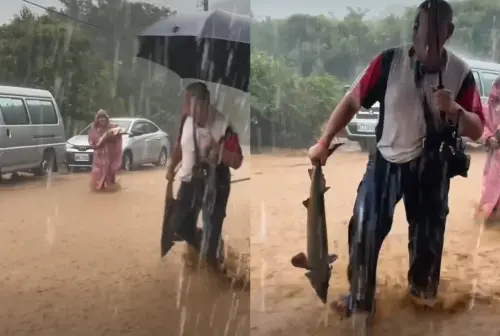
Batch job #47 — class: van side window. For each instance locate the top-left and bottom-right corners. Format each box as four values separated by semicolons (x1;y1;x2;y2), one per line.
0;97;29;125
481;72;500;98
26;99;58;125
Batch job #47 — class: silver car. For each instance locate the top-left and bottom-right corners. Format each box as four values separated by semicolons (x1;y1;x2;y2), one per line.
65;117;170;171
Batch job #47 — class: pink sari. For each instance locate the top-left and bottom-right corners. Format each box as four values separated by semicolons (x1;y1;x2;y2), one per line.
478;80;500;219
88;117;123;191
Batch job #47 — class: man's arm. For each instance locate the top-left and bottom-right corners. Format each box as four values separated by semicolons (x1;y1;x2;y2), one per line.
454;71;485;141
167;116;187;177
169;142;182;171
319;51;388;145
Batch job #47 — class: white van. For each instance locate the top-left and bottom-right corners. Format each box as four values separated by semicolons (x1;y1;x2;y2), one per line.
0;86;66;180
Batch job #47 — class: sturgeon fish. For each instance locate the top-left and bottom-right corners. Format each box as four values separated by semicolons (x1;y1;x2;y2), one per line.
291;142;343;304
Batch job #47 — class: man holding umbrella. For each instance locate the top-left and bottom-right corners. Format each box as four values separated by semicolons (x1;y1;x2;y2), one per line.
166;82;243;269
137;9;250;268
309;0;484;318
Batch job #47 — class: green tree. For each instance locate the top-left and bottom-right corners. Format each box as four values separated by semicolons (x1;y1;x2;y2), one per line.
0;7;115;130
251;51;342;149
251;0;500;149
253;0;500;81
57;0;179;132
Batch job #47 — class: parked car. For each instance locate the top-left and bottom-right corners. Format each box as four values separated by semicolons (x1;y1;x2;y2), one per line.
65;117;170;171
344;58;500;151
0;85;66;181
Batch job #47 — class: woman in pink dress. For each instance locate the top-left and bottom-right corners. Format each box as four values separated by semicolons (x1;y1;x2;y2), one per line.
88;109;123;191
478;76;500;222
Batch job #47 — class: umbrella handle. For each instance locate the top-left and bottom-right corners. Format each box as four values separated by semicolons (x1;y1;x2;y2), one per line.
165;165;180;198
431;0;447;121
166;177;174;198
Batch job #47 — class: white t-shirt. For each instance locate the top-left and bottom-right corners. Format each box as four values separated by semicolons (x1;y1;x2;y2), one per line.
354;46;473;163
177;113;227;182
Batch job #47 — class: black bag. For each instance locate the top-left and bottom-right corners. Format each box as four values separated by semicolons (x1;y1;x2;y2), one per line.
444;125;470;178
419;83;470;179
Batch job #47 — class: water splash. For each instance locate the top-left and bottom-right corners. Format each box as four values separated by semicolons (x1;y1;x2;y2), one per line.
260;259;267;312
45;216;55;247
234;251;244;279
260;201;267;241
176;259;186;308
45;205;58;247
234;315;248;336
468;217;485;311
185;274;193;299
194;313;201;330
209;294;221;327
178;305;187;335
317;304;329;328
223;293;239;336
45;167;53;189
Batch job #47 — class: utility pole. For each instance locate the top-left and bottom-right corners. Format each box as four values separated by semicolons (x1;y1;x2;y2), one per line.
199;0;209;11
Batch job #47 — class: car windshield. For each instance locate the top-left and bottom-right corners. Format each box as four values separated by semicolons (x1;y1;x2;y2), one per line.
79;120;131;135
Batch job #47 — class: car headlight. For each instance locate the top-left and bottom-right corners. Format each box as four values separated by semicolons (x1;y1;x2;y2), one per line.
66;143;74;149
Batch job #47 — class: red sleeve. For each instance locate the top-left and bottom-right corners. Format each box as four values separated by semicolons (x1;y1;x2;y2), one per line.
223;132;241;155
456;70;485;124
352;53;384;109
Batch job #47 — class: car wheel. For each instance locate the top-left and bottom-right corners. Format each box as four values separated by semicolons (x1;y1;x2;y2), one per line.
123;151;133;171
154;147;168;167
34;150;56;177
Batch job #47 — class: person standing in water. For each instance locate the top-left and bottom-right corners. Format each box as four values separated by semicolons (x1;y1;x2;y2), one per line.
478;76;500;223
88;109;124;191
201;116;243;269
308;0;483;317
166;82;242;269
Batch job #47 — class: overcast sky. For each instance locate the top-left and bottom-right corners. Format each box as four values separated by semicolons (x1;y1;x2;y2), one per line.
3;0;425;24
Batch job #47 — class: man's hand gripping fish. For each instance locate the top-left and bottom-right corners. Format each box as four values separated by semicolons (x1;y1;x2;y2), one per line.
291;143;343;304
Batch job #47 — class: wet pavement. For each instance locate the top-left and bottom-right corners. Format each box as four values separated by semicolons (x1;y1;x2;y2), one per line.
0;168;249;336
251;151;500;335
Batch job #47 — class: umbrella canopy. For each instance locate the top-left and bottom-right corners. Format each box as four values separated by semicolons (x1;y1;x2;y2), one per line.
137;9;252;92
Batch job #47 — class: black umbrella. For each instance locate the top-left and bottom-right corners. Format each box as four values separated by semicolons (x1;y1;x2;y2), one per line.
137;9;251;92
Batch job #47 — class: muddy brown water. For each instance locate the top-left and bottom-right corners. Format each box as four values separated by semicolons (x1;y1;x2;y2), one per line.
251;151;500;335
0;168;249;336
3;151;500;335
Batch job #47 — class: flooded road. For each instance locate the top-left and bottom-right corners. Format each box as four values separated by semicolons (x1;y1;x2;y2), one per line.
0;168;249;336
251;150;500;335
4;150;500;335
